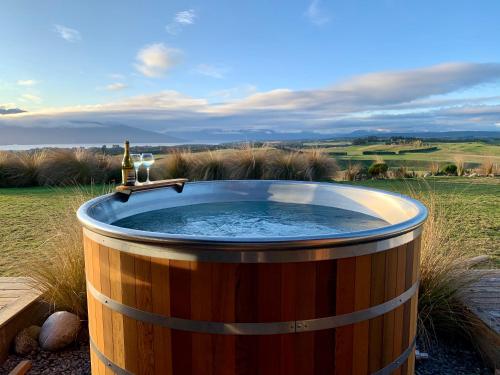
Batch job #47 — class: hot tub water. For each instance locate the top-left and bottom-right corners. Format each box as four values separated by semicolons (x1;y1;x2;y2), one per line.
112;201;389;238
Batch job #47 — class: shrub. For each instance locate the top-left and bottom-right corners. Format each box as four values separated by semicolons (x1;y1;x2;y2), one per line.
362;150;397;155
328;151;347;156
390;165;415;179
264;151;306;180
342;161;362;181
442;164;457;176
368;162;388;177
229;145;269;180
398;146;438;154
303;149;338;181
192;151;228;180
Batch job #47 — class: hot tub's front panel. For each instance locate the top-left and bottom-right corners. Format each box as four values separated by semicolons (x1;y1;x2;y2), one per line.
84;233;420;375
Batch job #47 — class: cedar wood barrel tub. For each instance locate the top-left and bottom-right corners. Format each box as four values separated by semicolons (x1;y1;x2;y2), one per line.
77;180;427;375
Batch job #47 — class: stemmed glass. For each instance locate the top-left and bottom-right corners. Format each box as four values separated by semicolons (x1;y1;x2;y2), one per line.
131;154;142;185
141;153;155;183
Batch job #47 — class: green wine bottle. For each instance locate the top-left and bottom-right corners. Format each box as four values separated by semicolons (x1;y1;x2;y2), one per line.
121;140;136;186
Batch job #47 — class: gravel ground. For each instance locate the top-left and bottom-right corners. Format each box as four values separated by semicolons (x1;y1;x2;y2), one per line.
416;339;493;375
0;341;90;375
0;338;493;374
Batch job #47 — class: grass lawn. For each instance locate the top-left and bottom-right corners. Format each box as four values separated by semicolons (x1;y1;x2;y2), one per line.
349;177;499;266
0;186;104;275
0;177;498;275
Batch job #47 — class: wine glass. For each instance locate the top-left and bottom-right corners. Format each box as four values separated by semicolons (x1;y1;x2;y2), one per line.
141;153;155;183
131;154;142;185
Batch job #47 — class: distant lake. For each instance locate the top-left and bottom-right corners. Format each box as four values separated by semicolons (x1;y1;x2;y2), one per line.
0;142;202;151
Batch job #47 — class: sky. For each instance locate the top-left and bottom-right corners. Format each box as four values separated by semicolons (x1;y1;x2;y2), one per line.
1;0;500;135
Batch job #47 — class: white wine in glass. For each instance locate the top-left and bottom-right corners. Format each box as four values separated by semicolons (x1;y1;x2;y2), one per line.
141;153;155;183
131;154;142;185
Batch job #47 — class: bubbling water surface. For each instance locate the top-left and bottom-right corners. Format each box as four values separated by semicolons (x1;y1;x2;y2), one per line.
113;201;389;238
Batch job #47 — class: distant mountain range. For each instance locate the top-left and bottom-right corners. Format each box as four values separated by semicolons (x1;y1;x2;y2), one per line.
0;122;498;146
334;130;500;140
0;124;183;145
168;129;500;143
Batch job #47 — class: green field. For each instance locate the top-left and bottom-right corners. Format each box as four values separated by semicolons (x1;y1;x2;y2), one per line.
0;186;103;275
0;177;498;275
302;141;500;170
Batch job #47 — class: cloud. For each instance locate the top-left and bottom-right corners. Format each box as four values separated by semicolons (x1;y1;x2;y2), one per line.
17;80;38;86
195;64;226;79
53;24;82;42
109;73;125;80
175;9;196;24
0;106;26;115
305;0;330;26
209;84;258;101
105;82;128;91
3;62;500;134
20;94;42;103
135;43;182;78
166;9;196;35
215;62;500;113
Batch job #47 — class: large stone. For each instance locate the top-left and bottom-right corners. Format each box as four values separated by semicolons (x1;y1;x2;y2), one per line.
39;311;81;351
14;326;40;355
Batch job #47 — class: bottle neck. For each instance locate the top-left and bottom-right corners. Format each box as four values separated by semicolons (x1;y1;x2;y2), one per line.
124;142;130;157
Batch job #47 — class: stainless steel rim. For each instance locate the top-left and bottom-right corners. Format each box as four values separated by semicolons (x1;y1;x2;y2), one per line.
87;280;418;335
90;334;416;375
77;180;428;251
85;227;421;263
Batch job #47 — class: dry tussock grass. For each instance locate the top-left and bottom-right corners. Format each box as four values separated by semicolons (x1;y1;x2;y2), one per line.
403;181;481;346
3;151;49;187
17;185;111;318
191;151;228;180
430;162;440;176
342;161;363;181
264;151;306;180
228;144;270;180
37;149;106;185
154;149;194;180
303;149;338;181
481;158;497;176
454;156;465;176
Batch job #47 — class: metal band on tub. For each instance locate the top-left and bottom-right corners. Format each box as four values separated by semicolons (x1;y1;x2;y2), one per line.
86;280;418;335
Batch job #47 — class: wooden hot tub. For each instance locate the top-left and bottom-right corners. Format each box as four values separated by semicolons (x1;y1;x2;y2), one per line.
77;180;427;375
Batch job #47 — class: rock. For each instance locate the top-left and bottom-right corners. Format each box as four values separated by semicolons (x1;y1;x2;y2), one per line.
423;172;431;178
39;311;81;351
25;325;41;340
14;328;39;355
